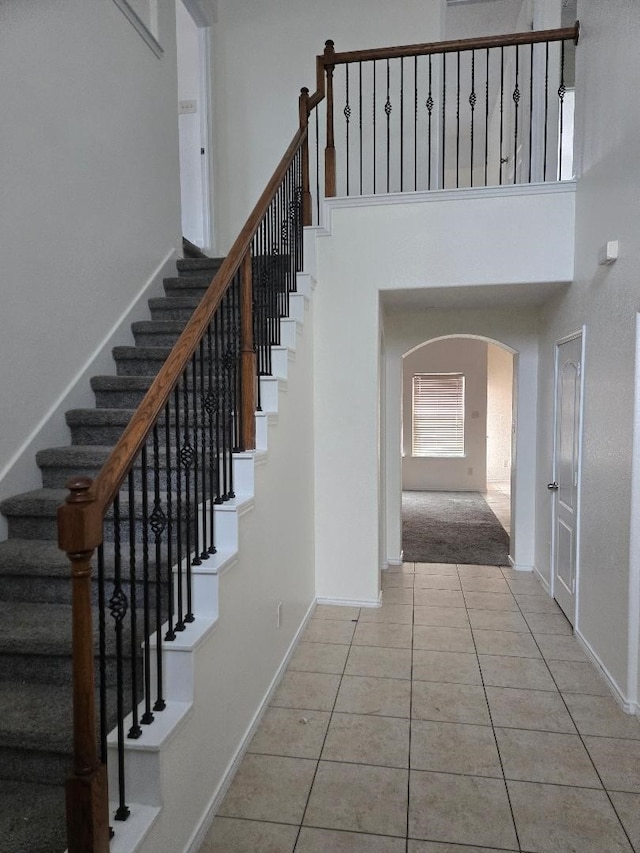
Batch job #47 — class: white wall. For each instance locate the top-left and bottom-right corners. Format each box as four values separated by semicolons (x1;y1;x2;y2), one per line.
533;0;640;707
402;338;488;491
313;184;573;604
211;0;446;251
0;1;182;522
487;343;513;482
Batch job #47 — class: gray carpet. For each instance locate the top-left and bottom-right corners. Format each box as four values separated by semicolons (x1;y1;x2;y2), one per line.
402;490;510;565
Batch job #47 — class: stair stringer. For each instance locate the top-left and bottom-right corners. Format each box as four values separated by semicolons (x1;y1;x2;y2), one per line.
105;271;316;853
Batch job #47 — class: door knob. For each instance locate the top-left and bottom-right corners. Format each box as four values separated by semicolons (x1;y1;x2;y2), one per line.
547;482;559;491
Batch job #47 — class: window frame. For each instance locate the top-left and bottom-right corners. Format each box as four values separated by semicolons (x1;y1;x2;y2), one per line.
411;372;466;458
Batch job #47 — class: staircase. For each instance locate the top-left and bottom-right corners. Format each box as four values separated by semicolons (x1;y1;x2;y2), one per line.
0;257;226;853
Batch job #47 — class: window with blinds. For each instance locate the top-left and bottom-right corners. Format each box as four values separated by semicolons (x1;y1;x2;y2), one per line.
412;373;465;457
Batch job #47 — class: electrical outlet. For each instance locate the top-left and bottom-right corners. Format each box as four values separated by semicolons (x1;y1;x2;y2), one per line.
179;99;197;115
277;601;283;628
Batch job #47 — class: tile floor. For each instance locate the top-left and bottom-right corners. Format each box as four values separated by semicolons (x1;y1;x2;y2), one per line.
199;562;640;852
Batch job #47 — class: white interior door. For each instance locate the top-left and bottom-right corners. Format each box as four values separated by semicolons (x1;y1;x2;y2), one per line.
550;332;583;624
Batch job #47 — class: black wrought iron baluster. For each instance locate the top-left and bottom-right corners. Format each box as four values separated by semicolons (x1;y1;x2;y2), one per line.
150;421;167;713
385;58;392;193
97;543;107;762
225;285;236;499
296;152;304;270
127;470;141;740
231;274;241;457
173;383;184;633
470;49;476;187
219;290;230;500
499;46;505;184
513;44;521;184
372;60;377;193
400;56;405;192
192;347;203;568
456;50;461;188
414;56;418;190
140;443;154;726
213;309;224;502
199;337;209;560
528;42;534;183
344;64;351;195
183;362;195;624
162;402;175;648
110;494;130;821
484;48;489;187
427;55;433;190
205;322;217;552
359;62;363;195
558;39;566;180
441;52;446;189
315;108;320;223
543;42;549;181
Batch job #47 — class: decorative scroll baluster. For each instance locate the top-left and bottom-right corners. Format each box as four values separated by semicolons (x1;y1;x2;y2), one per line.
344;65;351;195
469;49;476;187
198;338;209;560
110;495;130;821
385;58;392;193
513;44;521;183
205;323;217;550
171;384;183;636
159;403;172;684
97;544;108;760
150;420;166;712
191;349;202;569
140;444;154;726
184;361;196;623
499;46;505;184
558;39;566;180
127;471;141;740
427;55;433;190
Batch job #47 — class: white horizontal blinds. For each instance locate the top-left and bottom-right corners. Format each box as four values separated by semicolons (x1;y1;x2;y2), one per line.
412;373;465;457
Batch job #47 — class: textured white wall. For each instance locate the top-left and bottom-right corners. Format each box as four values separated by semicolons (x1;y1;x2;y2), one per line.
0;0;182;518
534;0;640;705
487;343;514;482
211;0;446;251
402;338;488;492
314;185;573;603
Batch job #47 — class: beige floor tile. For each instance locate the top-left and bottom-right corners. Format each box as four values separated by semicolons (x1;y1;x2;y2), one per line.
413;604;470;627
472;629;542;659
301;619;356;645
353;622;413;649
506;577;547;596
507;780;633;852
479;655;557;692
413;625;475;653
412;681;491;725
410;720;502;777
463;592;518;612
381;572;415;588
525;612;573;635
288;642;349;674
413;574;462;591
271;671;341;712
345;645;412;680
248;707;330;759
609;791;640;850
562;693;640;739
321;712;410;768
411;589;465;608
334;675;411;718
304;761;408;836
386;563;415;574
218;753;316;824
199;817;298;853
457;565;505;579
415;562;458;575
314;604;361;621
584;736;640;792
408;843;515;853
468;609;530;633
534;633;587;662
495;727;602;787
381;587;414;605
413;649;482;685
360;604;413;624
546;659;610;696
296;827;406;853
514;593;562;614
460;576;511;594
485;687;577;733
409;771;518;849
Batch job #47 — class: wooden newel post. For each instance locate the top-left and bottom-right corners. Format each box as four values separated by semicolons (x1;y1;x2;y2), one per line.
58;477;110;853
240;251;256;450
298;87;312;226
324;40;336;198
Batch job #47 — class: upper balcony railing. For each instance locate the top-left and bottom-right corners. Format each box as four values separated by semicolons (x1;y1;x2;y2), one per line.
299;23;579;222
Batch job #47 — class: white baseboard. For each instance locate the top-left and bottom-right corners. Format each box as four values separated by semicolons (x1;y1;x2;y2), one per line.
183;597;317;853
316;594;382;609
532;566;551;593
386;558;403;568
0;248;179;539
574;628;638;715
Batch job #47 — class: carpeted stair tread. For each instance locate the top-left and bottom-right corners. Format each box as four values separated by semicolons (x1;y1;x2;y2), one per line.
0;489;68;520
0;681;73;754
37;445;113;469
176;257;224;276
0;779;66;853
164;275;215;294
91;375;155;392
148;295;200;309
66;407;135;425
0;602;72;657
113;345;173;360
0;539;72;576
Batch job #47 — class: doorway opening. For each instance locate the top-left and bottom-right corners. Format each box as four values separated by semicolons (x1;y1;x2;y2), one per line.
176;0;213;251
401;335;514;565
